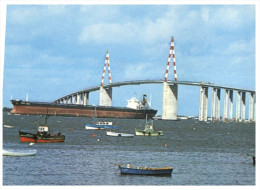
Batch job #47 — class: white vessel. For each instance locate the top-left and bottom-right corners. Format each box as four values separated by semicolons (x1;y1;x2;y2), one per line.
106;131;134;137
126;94;151;110
3;149;37;157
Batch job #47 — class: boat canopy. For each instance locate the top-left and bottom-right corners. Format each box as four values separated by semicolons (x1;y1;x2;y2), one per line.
38;126;49;132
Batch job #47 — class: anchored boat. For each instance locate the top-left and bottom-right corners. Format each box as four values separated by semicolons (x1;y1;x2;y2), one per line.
3;149;37;157
10;94;157;119
19;115;65;143
106;131;134;137
135;116;163;136
118;164;173;175
85;121;120;130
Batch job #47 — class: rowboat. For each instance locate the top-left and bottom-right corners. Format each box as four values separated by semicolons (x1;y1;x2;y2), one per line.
118;164;173;175
106;131;134;137
3;124;14;128
3;149;37;157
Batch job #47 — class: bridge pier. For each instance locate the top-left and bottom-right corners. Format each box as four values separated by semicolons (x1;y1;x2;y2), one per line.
211;88;216;121
83;92;89;106
99;86;112;106
199;86;208;121
228;90;233;121
236;91;241;122
223;90;229;122
241;92;246;122
72;95;76;104
162;82;178;120
248;92;255;123
216;89;221;121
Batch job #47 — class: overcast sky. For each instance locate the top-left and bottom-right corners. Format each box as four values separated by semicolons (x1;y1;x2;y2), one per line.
2;4;256;117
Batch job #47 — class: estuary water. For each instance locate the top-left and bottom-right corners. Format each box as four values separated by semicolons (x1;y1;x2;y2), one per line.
2;111;255;185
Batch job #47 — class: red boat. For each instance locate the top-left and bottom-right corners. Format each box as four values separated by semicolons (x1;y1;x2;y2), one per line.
19;116;65;143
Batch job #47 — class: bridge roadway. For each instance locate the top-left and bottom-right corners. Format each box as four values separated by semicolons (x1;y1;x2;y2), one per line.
53;79;255;102
53;79;255;122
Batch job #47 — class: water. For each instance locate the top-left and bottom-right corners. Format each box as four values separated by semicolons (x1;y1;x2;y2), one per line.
3;112;255;185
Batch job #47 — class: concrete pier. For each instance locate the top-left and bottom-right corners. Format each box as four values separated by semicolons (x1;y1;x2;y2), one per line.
199;86;208;121
228;90;233;121
211;88;216;121
162;82;178;120
223;89;229;122
203;87;208;121
83;92;89;106
72;95;76;104
99;86;112;106
199;86;204;121
236;91;241;122
216;89;221;121
241;92;246;122
248;92;254;123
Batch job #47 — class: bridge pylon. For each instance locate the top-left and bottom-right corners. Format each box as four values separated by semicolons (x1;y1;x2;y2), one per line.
162;36;178;120
99;50;113;106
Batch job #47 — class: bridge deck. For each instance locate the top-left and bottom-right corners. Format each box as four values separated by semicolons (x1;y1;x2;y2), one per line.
53;80;255;102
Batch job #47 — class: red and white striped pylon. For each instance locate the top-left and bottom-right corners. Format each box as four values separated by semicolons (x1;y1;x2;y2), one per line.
164;36;177;82
101;50;112;87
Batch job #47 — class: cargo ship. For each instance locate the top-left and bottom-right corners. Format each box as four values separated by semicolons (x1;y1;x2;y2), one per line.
10;95;157;119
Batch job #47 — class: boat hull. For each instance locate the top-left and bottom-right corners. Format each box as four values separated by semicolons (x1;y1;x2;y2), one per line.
19;131;65;143
3;149;37;157
85;124;120;130
10;100;157;119
106;131;134;137
135;130;163;136
119;165;173;175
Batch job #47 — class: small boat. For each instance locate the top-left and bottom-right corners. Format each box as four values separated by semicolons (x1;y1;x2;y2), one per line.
85;107;120;130
106;131;134;137
3;149;37;157
135;116;163;136
19;114;65;143
3;124;14;128
118;164;173;175
85;122;120;130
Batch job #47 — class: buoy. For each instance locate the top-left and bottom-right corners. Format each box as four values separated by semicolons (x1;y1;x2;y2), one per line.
97;139;100;142
92;134;96;137
164;144;167;147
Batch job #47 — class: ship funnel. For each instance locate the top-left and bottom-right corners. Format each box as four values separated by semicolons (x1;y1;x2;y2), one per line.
143;94;147;104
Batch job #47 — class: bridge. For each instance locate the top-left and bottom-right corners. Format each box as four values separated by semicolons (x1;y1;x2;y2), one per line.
53;37;256;123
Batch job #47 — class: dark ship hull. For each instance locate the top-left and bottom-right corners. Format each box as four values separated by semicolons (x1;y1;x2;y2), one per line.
10;100;157;119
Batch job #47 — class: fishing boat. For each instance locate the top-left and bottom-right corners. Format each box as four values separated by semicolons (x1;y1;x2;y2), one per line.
106;131;134;137
135;116;163;136
3;149;37;157
19;114;65;143
118;164;173;175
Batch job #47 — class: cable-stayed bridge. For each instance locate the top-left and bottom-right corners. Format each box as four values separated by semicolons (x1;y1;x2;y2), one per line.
53;37;255;123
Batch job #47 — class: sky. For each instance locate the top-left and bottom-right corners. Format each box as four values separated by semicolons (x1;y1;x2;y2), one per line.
1;4;257;117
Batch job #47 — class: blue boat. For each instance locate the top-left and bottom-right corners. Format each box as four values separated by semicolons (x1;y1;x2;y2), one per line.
85;121;120;130
118;164;173;175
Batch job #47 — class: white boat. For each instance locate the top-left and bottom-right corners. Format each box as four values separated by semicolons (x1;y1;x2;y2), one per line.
106;131;134;137
85;122;119;130
3;149;37;157
85;107;119;130
3;124;14;128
